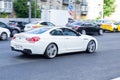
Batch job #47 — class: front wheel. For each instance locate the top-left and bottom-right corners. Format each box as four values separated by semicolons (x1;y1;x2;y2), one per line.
44;43;58;59
86;40;96;53
0;32;8;40
12;30;19;36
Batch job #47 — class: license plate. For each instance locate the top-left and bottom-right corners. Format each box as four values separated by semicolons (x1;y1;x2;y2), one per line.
15;45;23;49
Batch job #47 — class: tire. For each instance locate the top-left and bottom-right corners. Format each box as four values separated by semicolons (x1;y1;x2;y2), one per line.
12;30;19;36
22;52;31;56
113;28;117;32
0;32;8;40
81;30;86;35
98;29;103;35
44;43;58;59
86;40;96;53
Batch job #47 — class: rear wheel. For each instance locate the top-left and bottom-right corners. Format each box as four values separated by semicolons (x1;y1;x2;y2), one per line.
98;29;103;35
12;30;19;36
0;32;8;40
86;40;96;53
113;28;117;32
44;43;58;59
81;30;86;35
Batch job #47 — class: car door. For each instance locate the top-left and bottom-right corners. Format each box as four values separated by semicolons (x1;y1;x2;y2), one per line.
0;22;6;28
61;28;85;52
50;28;68;53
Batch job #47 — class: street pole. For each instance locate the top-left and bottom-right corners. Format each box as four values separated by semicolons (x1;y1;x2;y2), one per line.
34;0;37;18
68;0;74;18
28;0;31;23
75;0;77;19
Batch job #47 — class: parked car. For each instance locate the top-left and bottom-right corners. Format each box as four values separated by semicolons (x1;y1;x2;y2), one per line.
24;21;55;31
95;19;118;32
100;22;118;32
66;21;103;35
113;21;120;32
0;22;21;37
8;20;29;32
11;26;98;58
0;27;10;40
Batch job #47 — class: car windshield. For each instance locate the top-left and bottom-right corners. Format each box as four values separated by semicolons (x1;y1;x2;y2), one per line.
31;21;42;24
26;27;52;34
8;21;16;25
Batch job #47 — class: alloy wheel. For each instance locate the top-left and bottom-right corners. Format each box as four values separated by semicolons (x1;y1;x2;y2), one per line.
86;40;96;53
45;43;58;58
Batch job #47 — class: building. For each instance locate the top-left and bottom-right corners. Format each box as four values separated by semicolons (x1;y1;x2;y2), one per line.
39;0;88;19
0;0;13;13
2;0;119;21
0;0;102;19
86;0;103;20
38;0;63;10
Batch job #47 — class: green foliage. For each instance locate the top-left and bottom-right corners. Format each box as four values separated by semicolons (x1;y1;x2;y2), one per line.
76;0;80;4
14;0;41;18
103;0;116;17
96;16;101;20
0;13;8;18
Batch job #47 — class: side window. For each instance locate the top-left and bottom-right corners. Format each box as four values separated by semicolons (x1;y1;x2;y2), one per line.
62;28;77;36
17;22;23;26
50;29;63;36
81;24;85;26
40;22;47;25
88;24;92;27
0;22;6;28
47;22;55;26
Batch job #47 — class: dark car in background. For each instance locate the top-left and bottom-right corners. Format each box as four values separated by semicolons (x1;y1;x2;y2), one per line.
0;22;21;37
8;21;29;32
66;21;103;35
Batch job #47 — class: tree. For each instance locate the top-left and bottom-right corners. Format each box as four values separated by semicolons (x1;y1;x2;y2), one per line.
103;0;116;17
13;0;41;18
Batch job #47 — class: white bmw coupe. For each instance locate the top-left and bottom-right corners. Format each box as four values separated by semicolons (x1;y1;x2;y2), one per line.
11;26;98;58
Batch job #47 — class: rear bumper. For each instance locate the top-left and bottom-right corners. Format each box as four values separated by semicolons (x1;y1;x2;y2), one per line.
11;47;32;54
10;40;47;55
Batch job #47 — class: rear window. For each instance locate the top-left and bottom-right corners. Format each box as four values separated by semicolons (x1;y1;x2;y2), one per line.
26;27;52;34
8;22;16;25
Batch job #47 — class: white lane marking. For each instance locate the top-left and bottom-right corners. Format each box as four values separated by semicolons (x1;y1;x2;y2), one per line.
112;77;120;80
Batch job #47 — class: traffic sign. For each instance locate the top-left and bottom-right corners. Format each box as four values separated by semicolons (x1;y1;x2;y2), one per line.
69;10;73;16
69;5;73;10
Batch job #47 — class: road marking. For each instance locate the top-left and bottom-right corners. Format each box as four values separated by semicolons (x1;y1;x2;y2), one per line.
112;77;120;80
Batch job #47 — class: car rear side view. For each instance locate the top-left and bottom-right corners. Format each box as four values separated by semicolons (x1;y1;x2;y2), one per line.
11;26;98;59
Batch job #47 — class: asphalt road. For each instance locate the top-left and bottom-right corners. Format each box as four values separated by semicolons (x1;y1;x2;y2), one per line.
0;32;120;80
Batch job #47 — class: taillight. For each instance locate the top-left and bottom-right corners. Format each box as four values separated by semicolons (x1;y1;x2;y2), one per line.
12;36;16;40
26;37;40;43
74;26;80;30
32;26;38;28
12;24;15;26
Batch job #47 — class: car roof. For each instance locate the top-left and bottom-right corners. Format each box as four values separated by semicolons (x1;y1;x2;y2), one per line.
9;20;29;23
